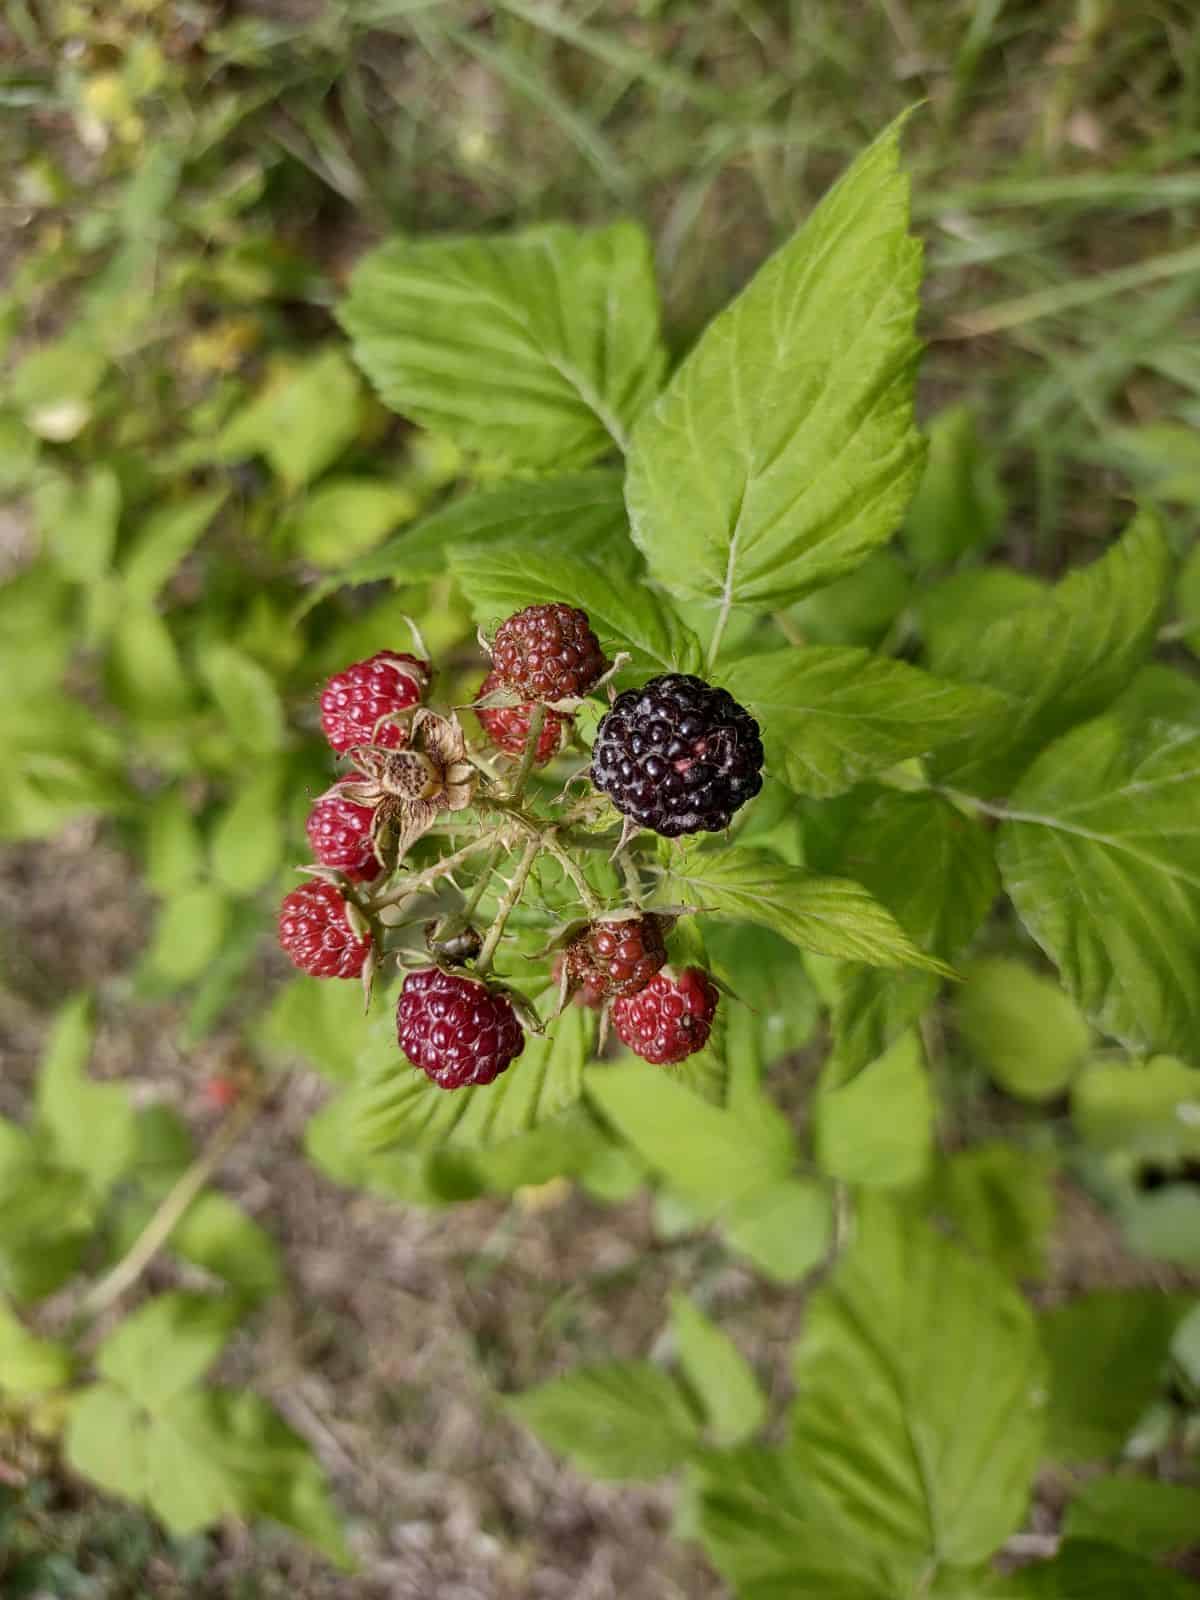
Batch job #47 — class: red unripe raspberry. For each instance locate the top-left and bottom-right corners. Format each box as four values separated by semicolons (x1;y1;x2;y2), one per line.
278;881;371;979
491;604;607;702
564;915;668;1002
612;967;719;1065
397;968;525;1090
305;783;381;882
474;669;571;765
551;952;605;1010
319;651;430;754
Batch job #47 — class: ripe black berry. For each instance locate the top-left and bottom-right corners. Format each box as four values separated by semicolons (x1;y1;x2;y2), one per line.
491;604;608;702
591;674;764;837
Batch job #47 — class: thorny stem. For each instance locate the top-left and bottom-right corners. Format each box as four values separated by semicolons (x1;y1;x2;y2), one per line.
82;1089;263;1317
542;834;603;915
367;833;501;910
460;839;507;922
619;850;644;907
475;834;542;977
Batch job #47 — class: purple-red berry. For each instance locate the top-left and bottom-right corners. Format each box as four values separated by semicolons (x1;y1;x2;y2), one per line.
491;604;607;703
278;881;372;979
319;651;431;754
305;783;381;882
564;915;668;1002
474;668;571;765
397;968;525;1090
612;967;719;1065
591;673;763;838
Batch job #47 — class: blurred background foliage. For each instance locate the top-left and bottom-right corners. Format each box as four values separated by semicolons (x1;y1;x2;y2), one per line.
2;0;1200;1593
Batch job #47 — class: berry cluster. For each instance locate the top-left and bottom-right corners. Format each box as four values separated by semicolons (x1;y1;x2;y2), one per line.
277;603;761;1091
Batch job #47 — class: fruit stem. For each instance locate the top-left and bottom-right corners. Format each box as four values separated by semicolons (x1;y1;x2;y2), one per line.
542;833;603;915
367;832;501;910
508;703;547;798
460;839;505;921
619;849;644;907
474;833;542;976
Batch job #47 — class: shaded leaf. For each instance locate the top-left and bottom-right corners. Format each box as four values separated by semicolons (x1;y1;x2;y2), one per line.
508;1361;699;1479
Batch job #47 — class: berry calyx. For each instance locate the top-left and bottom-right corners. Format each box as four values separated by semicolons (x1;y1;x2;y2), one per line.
474;668;571;765
611;967;719;1065
319;651;431;754
305;783;382;882
278;881;372;979
397;968;525;1090
564;914;668;1002
491;604;608;703
591;673;764;837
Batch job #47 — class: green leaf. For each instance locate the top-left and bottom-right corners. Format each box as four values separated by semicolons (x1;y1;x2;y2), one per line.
170;1192;282;1305
1063;1476;1200;1559
785;548;912;649
97;1292;241;1413
1073;1056;1200;1162
340;222;664;466
355;1002;592;1153
0;1297;73;1396
108;606;193;720
996;715;1200;1058
722;1179;833;1284
34;464;121;583
66;1384;152;1504
815;1030;934;1187
955;958;1091;1101
705;921;819;1072
586;1058;795;1218
281;476;418;568
917;567;1046;675
35;994;137;1198
508;1361;699;1479
256;976;378;1083
144;883;231;984
149;1387;350;1564
722;648;1005;800
121;489;227;602
670;1293;767;1446
214;348;363;491
328;471;629;593
210;764;286;893
626;118;921;635
1003;1540;1200;1599
144;785;205;894
691;1445;903;1600
449;542;702;678
1173;1300;1200;1386
824;789;997;1076
790;1195;1045;1568
659;848;947;972
1039;1292;1185;1460
199;643;285;751
931;511;1171;795
902;404;1006;570
929;1144;1056;1281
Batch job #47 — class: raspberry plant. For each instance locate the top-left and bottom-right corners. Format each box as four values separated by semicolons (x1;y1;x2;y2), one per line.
5;108;1200;1592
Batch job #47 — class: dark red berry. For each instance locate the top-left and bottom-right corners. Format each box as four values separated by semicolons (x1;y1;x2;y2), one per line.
319;651;430;754
564;915;668;1002
491;604;607;702
305;783;381;882
474;668;571;765
201;1075;240;1111
591;673;763;838
612;967;719;1065
552;952;605;1010
278;881;371;979
397;968;525;1090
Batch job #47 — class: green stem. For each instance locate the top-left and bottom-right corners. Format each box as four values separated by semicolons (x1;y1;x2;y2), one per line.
461;840;506;921
475;834;542;977
367;833;500;909
543;834;603;915
509;702;547;798
619;849;644;907
82;1090;262;1316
